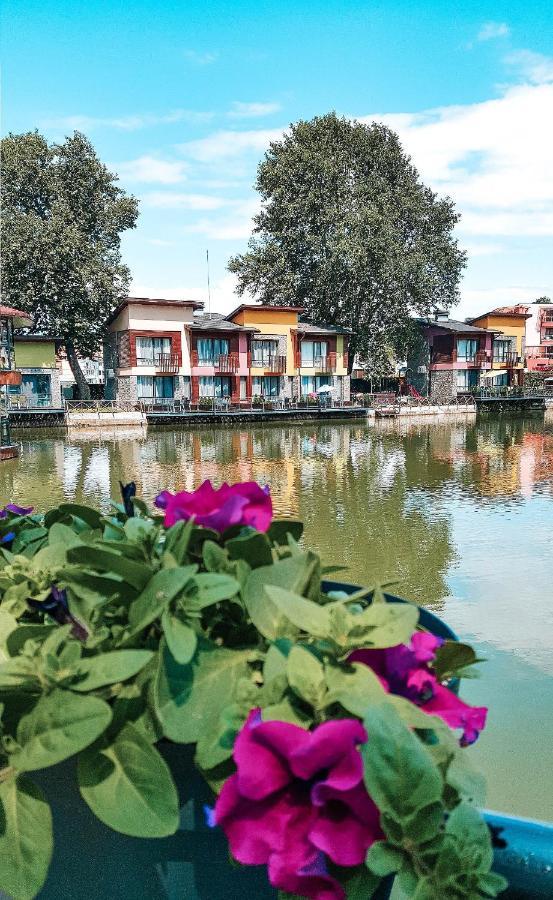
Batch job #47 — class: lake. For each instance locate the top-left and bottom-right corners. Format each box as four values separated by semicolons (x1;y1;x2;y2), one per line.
2;413;553;821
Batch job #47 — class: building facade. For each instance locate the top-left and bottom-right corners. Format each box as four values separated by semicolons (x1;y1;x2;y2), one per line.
189;314;256;403
104;297;203;403
411;317;496;401
524;300;553;373
13;336;63;407
467;306;529;386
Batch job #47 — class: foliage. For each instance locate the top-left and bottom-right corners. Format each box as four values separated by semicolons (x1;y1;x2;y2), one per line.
0;130;138;396
0;492;504;899
228;113;466;373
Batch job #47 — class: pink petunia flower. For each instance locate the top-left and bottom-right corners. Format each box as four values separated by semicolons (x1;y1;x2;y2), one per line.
214;710;382;900
155;480;272;533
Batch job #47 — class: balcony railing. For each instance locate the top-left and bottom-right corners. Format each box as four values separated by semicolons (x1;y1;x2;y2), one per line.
431;348;490;366
214;354;239;373
251;354;286;373
313;355;336;372
136;354;180;373
493;351;519;366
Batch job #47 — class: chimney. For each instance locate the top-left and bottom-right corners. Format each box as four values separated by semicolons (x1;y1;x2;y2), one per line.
434;309;448;322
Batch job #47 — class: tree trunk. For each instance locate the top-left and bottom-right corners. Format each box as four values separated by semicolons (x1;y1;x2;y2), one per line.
65;338;91;400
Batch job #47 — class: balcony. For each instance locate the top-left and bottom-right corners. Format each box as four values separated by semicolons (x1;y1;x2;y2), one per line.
431;348;490;367
493;351;519;367
136;354;179;373
252;354;286;374
313;355;336;373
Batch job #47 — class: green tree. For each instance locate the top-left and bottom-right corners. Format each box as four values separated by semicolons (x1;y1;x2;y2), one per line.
228;113;466;373
1;131;138;398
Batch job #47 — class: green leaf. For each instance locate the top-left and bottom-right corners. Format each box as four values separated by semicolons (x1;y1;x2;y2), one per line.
192;572;240;607
154;639;251;743
0;774;53;900
78;724;179;837
161;611;197;664
362;703;443;820
446;750;486;807
433;641;484;682
66;545;152;590
267;520;304;544
343;866;383;898
11;689;112;771
286;645;326;708
402;802;444;844
444;802;493;872
164;518;195;563
5;624;55;658
242;553;320;640
265;585;331;638
70;650;154;692
127;566;196;634
366;841;404;877
202;539;228;572
262;698;312;728
478;871;509;897
263;643;288;682
226;529;273;568
324;662;386;715
58;504;103;528
346;601;419;649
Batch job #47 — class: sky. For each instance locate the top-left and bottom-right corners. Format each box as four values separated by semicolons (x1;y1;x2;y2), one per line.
3;0;553;319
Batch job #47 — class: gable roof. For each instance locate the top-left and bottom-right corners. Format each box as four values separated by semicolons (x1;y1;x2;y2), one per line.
295;321;352;336
0;306;33;328
468;306;531;322
416;317;499;335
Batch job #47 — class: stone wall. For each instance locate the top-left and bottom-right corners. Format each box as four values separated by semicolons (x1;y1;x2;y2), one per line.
429;369;455;402
116;376;133;402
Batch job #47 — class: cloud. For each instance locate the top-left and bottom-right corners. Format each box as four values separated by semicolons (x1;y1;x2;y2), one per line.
185;199;261;240
227;101;282;119
41;109;214;132
130;274;249;315
181;128;283;162
183;49;218;65
116;156;188;184
504;50;553;85
142;192;229;210
477;22;510;42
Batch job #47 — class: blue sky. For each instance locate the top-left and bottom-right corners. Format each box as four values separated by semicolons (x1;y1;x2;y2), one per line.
3;0;553;317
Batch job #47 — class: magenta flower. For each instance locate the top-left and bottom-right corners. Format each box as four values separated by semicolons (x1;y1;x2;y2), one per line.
214;710;382;900
0;503;33;519
350;631;487;747
155;480;272;533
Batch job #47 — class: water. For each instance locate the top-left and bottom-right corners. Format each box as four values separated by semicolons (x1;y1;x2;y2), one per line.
2;414;553;822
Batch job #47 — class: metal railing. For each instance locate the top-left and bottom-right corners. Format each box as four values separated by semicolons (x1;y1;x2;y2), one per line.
492;351;519;366
64;400;139;414
251;354;287;373
135;354;179;372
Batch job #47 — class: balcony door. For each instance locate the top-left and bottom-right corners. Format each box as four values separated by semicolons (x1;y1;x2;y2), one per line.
136;336;171;365
252;340;278;366
197;338;229;365
456;339;479;361
301;341;328;367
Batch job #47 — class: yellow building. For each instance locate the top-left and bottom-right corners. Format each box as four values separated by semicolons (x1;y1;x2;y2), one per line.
468;306;530;387
13;336;63;407
226;305;351;401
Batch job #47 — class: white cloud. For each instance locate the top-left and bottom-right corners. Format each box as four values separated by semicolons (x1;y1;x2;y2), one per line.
142;192;229;210
130;274;250;315
116;156;188;184
505;50;553;85
185;199;261;240
183;49;218;65
227;101;281;119
181;128;283;162
41;109;214;132
477;22;510;42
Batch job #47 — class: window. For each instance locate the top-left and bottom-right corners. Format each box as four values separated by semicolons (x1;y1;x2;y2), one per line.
301;375;331;395
10;374;52;406
197;338;229;364
456;339;479;361
198;376;231;397
544;329;553;341
252;340;278;366
252;376;281;397
135;336;171;365
493;339;514;362
136;376;174;398
456;370;479;390
490;373;508;386
301;341;328;366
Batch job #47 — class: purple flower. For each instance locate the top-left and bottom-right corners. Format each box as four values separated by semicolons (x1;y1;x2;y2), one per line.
214;710;382;899
119;481;136;517
0;503;33;519
0;531;15;545
28;587;88;642
350;632;488;747
155;480;273;533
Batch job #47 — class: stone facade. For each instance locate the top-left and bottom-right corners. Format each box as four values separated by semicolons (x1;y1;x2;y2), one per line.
429;369;456;402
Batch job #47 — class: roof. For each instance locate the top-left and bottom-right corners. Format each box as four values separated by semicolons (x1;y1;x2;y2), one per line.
416;317;499;335
295;321;353;336
106;296;204;326
226;303;305;321
0;306;33;328
468;306;531;322
14;334;63;344
190;314;258;333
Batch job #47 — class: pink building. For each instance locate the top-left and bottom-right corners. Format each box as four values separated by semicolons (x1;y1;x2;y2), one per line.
413;315;496;401
189;313;258;403
525;300;553;372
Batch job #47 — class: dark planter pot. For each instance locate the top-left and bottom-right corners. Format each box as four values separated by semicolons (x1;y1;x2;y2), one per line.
33;585;449;900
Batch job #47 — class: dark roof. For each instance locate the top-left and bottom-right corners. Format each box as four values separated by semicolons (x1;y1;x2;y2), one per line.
296;321;352;336
106;296;204;326
416;317;500;335
191;314;258;333
14;333;62;343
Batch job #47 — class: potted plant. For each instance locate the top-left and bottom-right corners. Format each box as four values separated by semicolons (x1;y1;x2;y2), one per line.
0;488;505;900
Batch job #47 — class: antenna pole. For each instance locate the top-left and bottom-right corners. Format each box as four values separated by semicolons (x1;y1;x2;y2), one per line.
206;248;211;316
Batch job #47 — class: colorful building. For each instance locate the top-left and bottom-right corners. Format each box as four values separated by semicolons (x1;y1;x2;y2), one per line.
104;297;203;403
524;299;553;373
467;306;529;386
411;315;496;401
189;313;256;403
13;336;63;407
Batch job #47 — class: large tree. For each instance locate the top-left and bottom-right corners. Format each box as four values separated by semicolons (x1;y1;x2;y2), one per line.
229;113;466;372
1;131;138;398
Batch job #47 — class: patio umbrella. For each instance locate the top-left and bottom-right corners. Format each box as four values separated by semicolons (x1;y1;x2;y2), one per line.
316;385;334;393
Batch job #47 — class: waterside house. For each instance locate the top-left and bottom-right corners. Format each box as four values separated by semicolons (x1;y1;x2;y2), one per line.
0;306;33;396
524;299;553;373
467;306;530;387
12;335;63;407
410;314;496;401
189;313;256;403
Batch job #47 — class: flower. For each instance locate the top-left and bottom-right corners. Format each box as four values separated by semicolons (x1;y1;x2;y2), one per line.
119;481;136;517
155;480;272;533
213;710;381;900
0;503;33;519
28;586;88;642
350;631;487;746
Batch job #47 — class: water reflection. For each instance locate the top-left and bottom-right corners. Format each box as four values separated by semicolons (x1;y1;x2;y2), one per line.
2;415;553;819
